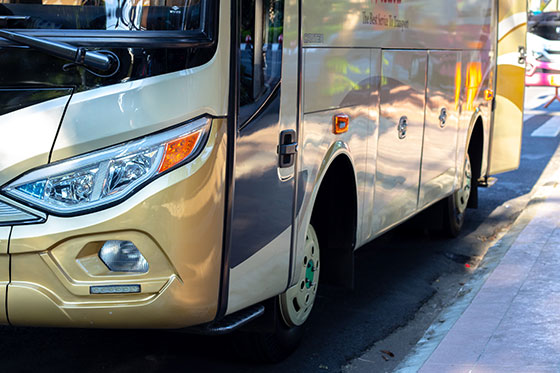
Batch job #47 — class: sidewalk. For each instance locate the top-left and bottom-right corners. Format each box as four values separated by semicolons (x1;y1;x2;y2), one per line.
403;165;560;372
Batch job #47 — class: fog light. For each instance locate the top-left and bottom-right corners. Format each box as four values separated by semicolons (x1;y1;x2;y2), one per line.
99;240;149;273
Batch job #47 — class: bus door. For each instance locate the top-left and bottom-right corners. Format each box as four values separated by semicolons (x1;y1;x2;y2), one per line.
227;0;296;313
488;0;527;175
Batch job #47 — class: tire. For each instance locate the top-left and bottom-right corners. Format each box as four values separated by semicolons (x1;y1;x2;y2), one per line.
444;153;473;237
236;224;320;363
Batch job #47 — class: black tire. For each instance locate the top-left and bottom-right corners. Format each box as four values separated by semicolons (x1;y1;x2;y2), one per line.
235;312;305;363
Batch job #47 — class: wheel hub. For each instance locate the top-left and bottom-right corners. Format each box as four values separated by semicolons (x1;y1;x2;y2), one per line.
455;155;472;214
279;225;320;327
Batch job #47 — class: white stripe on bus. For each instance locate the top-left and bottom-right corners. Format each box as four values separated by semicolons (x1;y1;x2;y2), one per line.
498;12;527;41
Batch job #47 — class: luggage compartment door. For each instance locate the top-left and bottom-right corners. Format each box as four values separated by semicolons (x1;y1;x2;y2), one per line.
488;0;527;175
419;51;461;208
373;50;427;231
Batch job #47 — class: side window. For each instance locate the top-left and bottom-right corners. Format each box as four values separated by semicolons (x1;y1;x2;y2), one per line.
239;0;283;124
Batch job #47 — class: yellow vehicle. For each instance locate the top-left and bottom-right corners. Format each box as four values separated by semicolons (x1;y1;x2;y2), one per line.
0;0;525;360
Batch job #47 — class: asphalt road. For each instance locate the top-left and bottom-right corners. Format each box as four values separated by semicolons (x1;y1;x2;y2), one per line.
1;87;559;373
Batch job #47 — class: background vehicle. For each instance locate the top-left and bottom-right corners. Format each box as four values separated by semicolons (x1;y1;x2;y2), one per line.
0;0;526;361
526;11;560;86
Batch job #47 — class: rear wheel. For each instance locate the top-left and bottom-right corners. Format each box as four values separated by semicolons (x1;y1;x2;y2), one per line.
444;153;472;237
238;224;320;362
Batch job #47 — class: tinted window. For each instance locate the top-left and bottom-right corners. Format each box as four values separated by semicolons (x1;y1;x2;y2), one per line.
529;12;560;40
239;0;283;122
531;24;560;40
0;0;203;31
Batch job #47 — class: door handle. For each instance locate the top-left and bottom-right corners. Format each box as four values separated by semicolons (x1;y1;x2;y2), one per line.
518;46;527;65
278;129;297;168
398;116;408;139
439;108;447;128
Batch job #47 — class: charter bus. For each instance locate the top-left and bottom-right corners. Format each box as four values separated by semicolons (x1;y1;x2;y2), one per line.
0;0;526;361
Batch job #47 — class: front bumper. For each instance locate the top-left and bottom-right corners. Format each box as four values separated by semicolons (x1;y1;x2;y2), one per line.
1;119;227;329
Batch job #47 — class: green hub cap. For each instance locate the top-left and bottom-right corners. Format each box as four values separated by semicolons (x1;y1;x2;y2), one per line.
305;260;315;289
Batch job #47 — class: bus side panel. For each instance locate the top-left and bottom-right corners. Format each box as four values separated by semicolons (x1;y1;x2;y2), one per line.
296;47;374;271
372;50;427;234
488;0;527;175
419;51;461;208
301;0;493;51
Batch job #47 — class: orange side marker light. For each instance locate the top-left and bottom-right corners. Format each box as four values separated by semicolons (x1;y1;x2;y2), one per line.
484;89;494;101
158;130;201;173
333;114;349;134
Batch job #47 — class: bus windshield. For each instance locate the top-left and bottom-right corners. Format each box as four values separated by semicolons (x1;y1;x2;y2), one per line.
0;0;204;32
530;11;560;40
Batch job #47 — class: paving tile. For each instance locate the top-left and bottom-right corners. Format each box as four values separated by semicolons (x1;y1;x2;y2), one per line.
515;223;555;245
424;338;484;366
472;364;558;373
469;287;519;311
419;363;475;373
548;228;560;244
518;277;560;297
499;242;543;265
477;323;560;367
481;263;531;290
450;299;507;332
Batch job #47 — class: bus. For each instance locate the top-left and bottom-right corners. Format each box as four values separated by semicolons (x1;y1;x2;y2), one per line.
0;0;526;361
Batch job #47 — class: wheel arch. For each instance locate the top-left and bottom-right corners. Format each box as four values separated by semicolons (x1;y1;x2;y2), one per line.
304;144;358;289
465;113;484;208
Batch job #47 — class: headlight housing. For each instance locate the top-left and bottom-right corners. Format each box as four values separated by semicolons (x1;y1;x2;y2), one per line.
2;117;211;216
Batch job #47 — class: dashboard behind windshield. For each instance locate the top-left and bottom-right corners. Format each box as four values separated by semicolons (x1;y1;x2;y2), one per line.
0;0;203;32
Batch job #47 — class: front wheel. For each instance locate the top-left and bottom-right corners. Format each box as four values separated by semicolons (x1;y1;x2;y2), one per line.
444;153;473;237
237;224;320;362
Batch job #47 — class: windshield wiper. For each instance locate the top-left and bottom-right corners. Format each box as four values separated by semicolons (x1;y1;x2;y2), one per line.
0;29;116;73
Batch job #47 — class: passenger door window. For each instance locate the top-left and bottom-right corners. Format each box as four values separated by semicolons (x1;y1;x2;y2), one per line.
239;0;283;125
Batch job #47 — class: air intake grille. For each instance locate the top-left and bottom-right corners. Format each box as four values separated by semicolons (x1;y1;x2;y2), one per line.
0;200;40;224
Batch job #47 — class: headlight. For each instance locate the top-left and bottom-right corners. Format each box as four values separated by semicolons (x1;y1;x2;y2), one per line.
2;117;211;215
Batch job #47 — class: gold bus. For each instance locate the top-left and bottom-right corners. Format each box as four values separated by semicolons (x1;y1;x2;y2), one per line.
0;0;526;361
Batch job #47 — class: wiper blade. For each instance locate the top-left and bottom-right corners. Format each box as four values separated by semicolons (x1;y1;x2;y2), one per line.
0;29;115;72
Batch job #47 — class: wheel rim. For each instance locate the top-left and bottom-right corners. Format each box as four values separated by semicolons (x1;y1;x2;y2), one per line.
280;224;320;327
455;154;472;215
